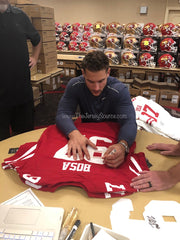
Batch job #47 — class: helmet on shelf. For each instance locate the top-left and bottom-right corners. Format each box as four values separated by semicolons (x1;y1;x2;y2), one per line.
104;50;120;65
56;41;67;51
79;41;90;51
140;37;157;52
121;51;137;66
106;36;120;49
55;22;62;33
158;53;176;68
124;36;139;50
72;22;83;32
89;35;104;48
160;38;177;52
106;22;124;35
84;22;93;32
59;31;70;41
143;23;157;36
139;52;155;67
125;22;142;35
68;41;79;51
62;22;72;33
161;23;175;36
93;21;106;34
82;31;91;41
70;31;82;41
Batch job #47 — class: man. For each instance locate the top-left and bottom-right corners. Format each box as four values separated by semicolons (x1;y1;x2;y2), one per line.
0;0;41;141
56;51;137;168
131;142;180;191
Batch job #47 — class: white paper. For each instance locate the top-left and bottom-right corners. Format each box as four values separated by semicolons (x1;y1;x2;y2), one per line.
92;229;116;240
0;188;44;207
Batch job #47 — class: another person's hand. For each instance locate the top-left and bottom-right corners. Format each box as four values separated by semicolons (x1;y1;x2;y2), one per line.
68;130;97;160
147;143;180;156
130;170;177;192
102;143;126;168
29;56;38;68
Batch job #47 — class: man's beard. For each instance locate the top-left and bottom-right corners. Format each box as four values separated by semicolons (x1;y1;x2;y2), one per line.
0;4;8;13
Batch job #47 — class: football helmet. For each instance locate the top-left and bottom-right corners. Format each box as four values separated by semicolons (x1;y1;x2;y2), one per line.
125;22;142;35
121;51;137;66
175;23;180;36
160;38;177;52
104;50;120;65
140;37;157;52
89;35;104;48
82;31;91;41
79;41;90;51
56;41;67;51
106;36;120;49
143;23;157;36
70;31;82;42
62;22;72;33
158;53;176;68
84;22;93;32
55;32;60;42
161;23;175;36
139;52;155;67
59;32;70;42
55;22;62;33
124;37;139;50
72;22;83;32
106;22;124;35
68;41;79;51
93;21;106;34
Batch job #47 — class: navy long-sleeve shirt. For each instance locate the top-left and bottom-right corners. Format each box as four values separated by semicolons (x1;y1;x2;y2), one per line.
56;75;137;147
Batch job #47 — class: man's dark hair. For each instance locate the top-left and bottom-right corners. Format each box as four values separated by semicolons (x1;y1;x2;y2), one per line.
81;51;109;72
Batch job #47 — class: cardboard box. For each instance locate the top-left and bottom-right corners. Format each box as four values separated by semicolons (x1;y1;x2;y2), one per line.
32;86;40;106
129;87;141;98
30;65;37;76
131;69;145;80
38;51;57;65
159;90;180;107
11;0;32;4
57;60;77;68
80;223;129;240
41;41;57;54
16;4;54;19
37;61;57;74
38;30;56;42
141;89;159;102
32;18;55;31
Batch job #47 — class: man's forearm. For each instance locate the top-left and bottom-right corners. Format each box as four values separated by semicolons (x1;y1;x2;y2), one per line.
56;113;77;137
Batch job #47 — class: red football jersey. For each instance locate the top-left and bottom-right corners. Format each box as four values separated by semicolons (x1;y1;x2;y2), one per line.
2;122;149;198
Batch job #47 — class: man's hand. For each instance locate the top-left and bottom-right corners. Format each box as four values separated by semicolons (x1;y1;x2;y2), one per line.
147;143;180;156
102;143;126;168
130;170;177;192
68;130;97;160
29;56;38;68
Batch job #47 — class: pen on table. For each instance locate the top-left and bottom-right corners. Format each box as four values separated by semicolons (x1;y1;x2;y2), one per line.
65;219;81;240
59;207;78;240
90;222;95;237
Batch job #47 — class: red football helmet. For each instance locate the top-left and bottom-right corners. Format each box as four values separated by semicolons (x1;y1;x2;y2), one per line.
140;37;157;52
121;51;137;66
55;22;62;33
161;23;175;36
70;31;82;41
160;38;177;52
82;31;91;41
62;22;72;33
79;41;89;51
143;23;157;36
104;50;120;65
59;32;70;41
158;54;176;68
139;53;155;67
68;41;78;51
84;22;93;32
56;41;67;51
72;22;83;32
